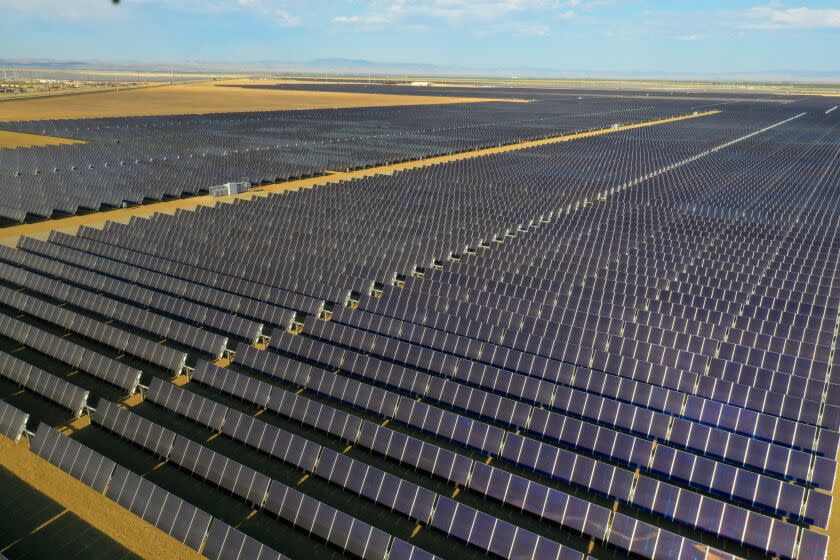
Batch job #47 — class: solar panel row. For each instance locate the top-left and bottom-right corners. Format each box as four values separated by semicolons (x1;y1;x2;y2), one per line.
192;360;473;486
92;396;458;559
0;282;187;374
20;236;292;333
0;245;230;357
232;342;817;558
0;313;141;394
203;521;290;560
0;349;89;417
328;305;828;455
142;379;590;557
194;355;757;559
28;420;439;559
29;423;117;493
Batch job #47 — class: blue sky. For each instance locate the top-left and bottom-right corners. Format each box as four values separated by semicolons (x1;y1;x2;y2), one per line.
1;1;839;76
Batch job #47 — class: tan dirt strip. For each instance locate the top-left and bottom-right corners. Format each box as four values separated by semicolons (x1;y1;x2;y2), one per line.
826;450;840;557
0;435;204;560
0;129;86;149
0;79;525;122
0;110;720;248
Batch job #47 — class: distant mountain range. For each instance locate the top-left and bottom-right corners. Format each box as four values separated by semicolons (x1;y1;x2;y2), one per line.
1;57;838;83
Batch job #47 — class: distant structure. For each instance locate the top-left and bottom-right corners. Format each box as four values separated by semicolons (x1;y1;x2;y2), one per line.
209;181;249;197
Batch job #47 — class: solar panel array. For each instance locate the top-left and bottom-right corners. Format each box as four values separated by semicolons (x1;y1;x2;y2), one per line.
0;92;837;560
226;82;789;103
1;92;708;222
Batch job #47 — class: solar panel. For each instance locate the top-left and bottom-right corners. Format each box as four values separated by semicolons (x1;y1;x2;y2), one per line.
314;448;436;523
106;465;213;551
798;530;830;560
263;483;394;560
388;539;442;560
0;400;28;443
92;398;176;459
167;434;270;506
203;520;289;560
222;408;320;472
431;497;584;560
146;378;228;432
29;423;115;493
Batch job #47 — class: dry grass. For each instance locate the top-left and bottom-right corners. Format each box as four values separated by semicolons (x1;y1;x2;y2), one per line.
0;129;86;149
827;450;839;558
0;435;203;560
0;79;520;122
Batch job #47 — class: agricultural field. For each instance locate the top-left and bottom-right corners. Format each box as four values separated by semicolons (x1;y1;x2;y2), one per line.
0;79;839;560
0;129;85;149
0;79;515;121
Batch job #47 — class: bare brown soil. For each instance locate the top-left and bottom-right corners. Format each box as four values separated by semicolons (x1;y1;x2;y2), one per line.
0;129;86;149
0;79;520;122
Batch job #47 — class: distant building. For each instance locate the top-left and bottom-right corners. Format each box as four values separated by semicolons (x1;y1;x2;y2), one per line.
209;182;250;197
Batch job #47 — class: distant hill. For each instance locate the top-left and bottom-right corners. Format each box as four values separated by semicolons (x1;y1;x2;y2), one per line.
0;57;837;84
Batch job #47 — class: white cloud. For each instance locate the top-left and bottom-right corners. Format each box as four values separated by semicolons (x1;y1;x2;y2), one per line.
332;13;392;27
0;0;302;25
638;4;840;43
135;0;304;25
331;0;588;34
273;9;300;27
515;23;553;37
233;0;302;26
740;5;840;29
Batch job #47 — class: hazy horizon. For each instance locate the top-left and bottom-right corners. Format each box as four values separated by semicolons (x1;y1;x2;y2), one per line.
1;1;839;80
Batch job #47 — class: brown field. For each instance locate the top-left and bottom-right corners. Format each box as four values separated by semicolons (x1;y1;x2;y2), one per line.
0;79;521;122
0;129;86;149
0;81;162;102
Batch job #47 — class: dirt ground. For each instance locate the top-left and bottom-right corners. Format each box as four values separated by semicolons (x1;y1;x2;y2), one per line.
828;453;839;558
0;129;86;149
0;79;519;122
0;435;203;560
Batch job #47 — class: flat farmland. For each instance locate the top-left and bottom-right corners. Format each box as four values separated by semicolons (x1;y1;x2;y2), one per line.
0;79;519;121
